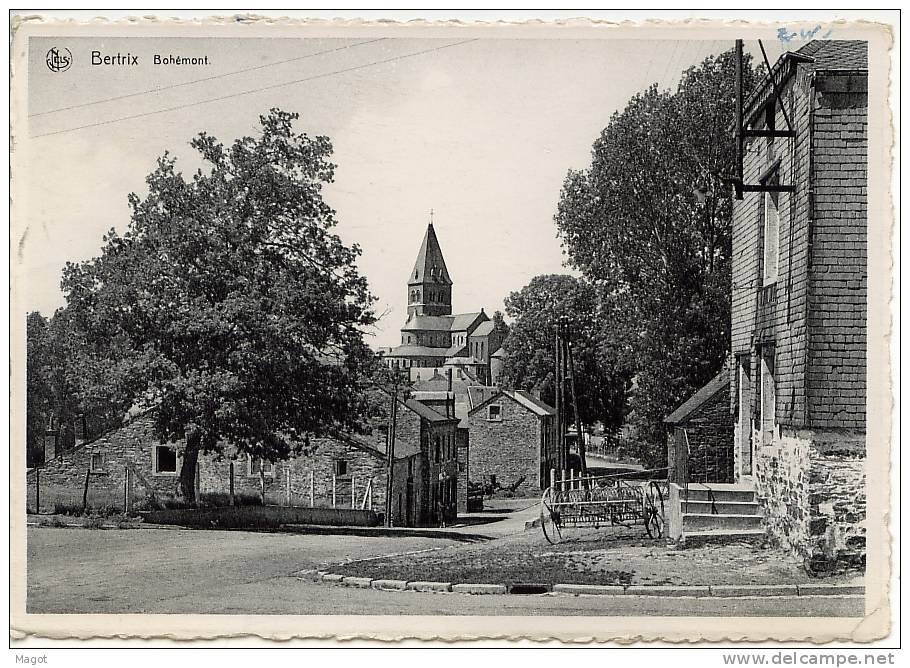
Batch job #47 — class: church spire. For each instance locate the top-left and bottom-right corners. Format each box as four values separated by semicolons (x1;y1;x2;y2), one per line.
407;217;453;317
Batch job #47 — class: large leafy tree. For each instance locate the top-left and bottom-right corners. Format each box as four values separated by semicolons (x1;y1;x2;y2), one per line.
499;274;631;431
554;50;758;466
61;109;376;503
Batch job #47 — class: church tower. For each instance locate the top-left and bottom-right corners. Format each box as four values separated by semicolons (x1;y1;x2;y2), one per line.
407;222;452;318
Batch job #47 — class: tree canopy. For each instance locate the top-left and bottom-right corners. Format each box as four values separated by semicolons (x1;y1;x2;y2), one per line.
59;109;376;502
554;50;759;465
499;274;631;431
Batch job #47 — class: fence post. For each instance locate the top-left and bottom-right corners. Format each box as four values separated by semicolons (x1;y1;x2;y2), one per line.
82;467;91;512
123;466;128;514
550;468;556;491
229;461;235;506
309;470;314;507
368;478;373;510
561;469;566;492
35;467;40;515
351;475;356;509
332;474;336;508
286;467;291;507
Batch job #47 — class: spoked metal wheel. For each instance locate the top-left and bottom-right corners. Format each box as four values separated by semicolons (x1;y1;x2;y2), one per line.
540;488;563;544
643;481;666;539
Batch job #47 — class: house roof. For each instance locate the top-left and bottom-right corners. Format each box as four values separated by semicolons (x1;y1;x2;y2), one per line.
509;390;556;416
403;397;455;423
744;40;868;119
445;342;468;357
409;223;452;286
794;39;867;70
467;388;555;418
664;372;729;425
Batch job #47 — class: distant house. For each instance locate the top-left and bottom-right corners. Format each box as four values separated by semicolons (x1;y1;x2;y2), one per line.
27;394;460;528
466;389;558;493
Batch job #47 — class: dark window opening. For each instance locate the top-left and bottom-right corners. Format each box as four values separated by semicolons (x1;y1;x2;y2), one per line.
333;459;349;477
155;446;177;474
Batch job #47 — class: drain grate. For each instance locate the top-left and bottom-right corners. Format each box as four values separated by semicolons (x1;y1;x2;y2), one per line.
508;583;550;595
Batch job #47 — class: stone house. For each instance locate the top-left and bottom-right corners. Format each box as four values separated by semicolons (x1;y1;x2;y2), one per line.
27;394;460;528
665;371;734;484
466;389;558;493
728;40;867;570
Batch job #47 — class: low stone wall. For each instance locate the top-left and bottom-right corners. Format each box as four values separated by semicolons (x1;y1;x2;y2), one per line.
754;428;811;558
141;505;380;529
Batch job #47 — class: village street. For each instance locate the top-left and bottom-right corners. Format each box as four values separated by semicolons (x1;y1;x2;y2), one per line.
27;508;863;618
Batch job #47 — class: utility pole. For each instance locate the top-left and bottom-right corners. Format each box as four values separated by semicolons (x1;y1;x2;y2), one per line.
384;371;401;528
566;335;588;481
554;320;563;478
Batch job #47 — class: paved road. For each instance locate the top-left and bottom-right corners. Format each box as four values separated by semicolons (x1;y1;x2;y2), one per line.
25;527;862;617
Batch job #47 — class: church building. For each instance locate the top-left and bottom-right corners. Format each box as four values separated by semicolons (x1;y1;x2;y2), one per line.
382;222;506;385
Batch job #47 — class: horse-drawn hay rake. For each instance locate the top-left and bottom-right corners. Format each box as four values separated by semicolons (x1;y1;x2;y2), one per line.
539;469;668;544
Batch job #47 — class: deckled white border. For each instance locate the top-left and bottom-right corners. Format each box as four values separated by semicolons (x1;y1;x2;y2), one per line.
8;14;896;644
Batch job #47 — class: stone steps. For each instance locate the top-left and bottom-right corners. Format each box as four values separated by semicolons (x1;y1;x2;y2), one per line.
670;481;767;547
682;512;764;532
680;500;759;515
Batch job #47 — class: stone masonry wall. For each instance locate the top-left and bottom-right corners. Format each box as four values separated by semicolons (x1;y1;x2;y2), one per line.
467;395;541;493
26;411;183;511
682;386;735;484
755;427;865;572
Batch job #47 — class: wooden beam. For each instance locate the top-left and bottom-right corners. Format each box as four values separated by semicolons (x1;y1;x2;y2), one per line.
743;129;796;139
741;184;796;193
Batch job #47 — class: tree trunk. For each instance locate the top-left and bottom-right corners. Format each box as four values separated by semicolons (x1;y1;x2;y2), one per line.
178;435;200;506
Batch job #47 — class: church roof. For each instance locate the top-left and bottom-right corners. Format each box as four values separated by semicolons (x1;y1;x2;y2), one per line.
409;223;452;287
386;344;449;358
491;346;506;358
449;312;486;332
402;315;453;331
471;321;495;337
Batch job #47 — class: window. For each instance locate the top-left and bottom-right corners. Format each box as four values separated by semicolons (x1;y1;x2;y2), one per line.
154;445;177;475
90;452;104;472
488;404;502;422
762;189;780;286
333;459;349;477
248;455;274;477
434;436;441;462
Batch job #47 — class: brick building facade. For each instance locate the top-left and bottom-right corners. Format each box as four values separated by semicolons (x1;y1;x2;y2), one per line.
466;389;557;493
729;40;867;570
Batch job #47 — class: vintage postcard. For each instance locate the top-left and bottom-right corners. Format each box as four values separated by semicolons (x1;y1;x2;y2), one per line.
9;13;896;644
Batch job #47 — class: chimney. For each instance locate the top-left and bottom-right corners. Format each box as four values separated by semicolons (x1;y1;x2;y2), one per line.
446;368;453;392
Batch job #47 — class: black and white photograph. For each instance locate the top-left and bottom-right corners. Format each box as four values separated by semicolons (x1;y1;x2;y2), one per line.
9;11;897;647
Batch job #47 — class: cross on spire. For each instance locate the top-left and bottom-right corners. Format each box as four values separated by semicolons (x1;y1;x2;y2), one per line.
429;208;434;225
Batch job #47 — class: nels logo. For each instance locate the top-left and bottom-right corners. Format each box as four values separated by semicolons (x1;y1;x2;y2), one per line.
46;47;72;73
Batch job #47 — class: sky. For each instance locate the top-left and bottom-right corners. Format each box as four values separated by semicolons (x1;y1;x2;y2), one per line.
21;35;786;348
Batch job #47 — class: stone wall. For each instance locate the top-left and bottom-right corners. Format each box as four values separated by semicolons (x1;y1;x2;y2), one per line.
467;395;541;493
678;385;735;484
754;427;865;572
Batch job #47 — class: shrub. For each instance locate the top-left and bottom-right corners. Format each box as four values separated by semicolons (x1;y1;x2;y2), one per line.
81;516;104;529
54;501;86;516
49;516;68;528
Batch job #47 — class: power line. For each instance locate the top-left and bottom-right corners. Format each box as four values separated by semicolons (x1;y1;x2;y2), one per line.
29;38;388;118
31;38;478;140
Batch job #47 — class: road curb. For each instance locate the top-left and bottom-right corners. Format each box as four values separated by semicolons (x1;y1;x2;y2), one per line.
305;570;863;599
